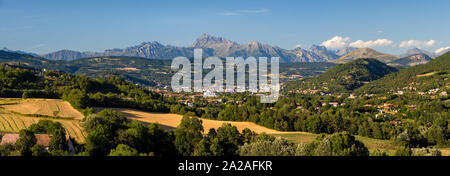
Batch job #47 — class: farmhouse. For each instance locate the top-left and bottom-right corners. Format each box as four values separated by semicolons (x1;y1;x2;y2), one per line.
0;133;76;153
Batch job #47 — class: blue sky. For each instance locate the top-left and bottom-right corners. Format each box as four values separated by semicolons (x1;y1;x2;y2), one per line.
0;0;449;54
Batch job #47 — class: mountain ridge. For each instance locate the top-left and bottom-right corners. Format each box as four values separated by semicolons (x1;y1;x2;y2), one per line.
40;34;343;62
389;54;433;68
331;48;400;64
400;47;435;58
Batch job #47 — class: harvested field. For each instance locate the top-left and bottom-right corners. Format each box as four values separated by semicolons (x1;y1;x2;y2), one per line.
1;98;84;120
116;67;141;71
0;111;85;142
103;108;306;135
0;98;86;142
416;71;437;77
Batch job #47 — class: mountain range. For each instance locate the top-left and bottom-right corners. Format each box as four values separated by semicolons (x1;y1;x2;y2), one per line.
40;34;345;62
399;47;436;58
330;48;438;68
389;54;433;68
3;34;449;64
331;48;400;64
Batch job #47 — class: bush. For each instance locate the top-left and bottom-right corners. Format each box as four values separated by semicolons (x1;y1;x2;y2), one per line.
394;146;412;156
0;143;15;156
108;144;139;156
411;147;441;156
31;144;49;156
370;149;388;156
15;129;37;156
295;132;369;156
174;116;203;156
239;137;295;156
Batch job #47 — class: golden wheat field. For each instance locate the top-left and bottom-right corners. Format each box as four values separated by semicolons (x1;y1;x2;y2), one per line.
106;108;309;135
0;98;86;142
1;98;84;120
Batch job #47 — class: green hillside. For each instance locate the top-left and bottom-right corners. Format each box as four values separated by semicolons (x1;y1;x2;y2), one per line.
0;51;51;68
356;52;450;94
0;51;334;87
286;58;398;93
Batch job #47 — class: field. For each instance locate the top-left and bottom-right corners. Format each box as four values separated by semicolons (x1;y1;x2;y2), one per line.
0;98;86;142
2;98;448;155
273;133;399;155
272;133;450;156
1;98;84;120
101;108;311;135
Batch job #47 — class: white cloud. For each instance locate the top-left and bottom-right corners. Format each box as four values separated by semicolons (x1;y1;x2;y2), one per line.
376;30;384;34
30;43;47;49
219;8;269;16
399;40;436;48
349;39;393;48
220;12;239;16
435;46;450;54
320;36;351;49
0;26;33;31
295;44;302;48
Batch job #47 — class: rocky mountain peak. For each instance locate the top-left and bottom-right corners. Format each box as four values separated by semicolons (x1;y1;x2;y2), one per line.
401;47;435;58
191;34;237;48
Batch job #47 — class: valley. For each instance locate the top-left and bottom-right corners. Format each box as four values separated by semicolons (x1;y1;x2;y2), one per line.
0;44;448;157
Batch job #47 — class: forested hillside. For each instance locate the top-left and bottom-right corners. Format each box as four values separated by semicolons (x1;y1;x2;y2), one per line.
357;52;450;94
285;58;398;93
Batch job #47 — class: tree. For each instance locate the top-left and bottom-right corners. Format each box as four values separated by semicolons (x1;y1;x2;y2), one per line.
193;138;212;156
0;143;15;156
108;144;139;156
97;109;127;131
242;128;257;144
15;129;37;156
84;109;128;156
253;133;276;143
62;89;89;109
213;123;244;156
411;147;441;156
370;149;388;156
395;146;412;156
174;116;204;156
28;120;65;135
22;91;29;99
425;126;447;146
49;129;67;152
86;124;114;156
295;132;369;156
147;123;176;156
82;114;104;133
239;137;295;156
395;128;427;147
31;144;49;156
117;121;151;153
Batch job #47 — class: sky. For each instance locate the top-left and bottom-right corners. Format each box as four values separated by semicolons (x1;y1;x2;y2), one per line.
0;0;449;55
